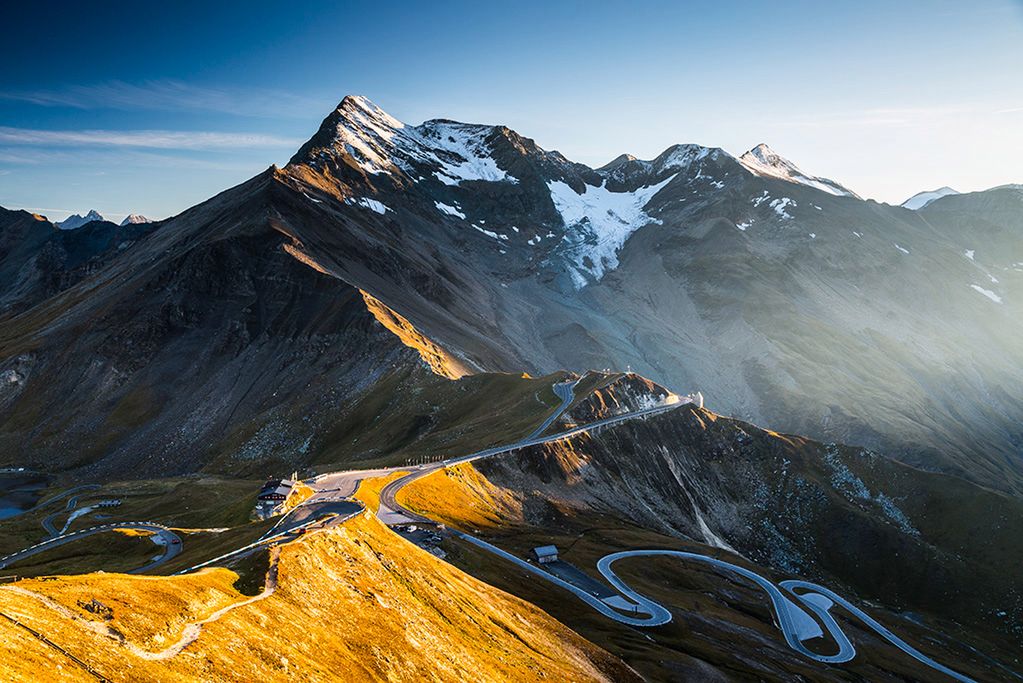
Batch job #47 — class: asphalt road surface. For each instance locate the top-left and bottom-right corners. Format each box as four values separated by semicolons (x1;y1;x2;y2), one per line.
0;522;182;573
376;381;691;525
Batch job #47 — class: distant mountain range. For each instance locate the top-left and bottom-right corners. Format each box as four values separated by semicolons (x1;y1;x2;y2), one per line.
1;96;1021;499
55;210;152;229
56;209;105;230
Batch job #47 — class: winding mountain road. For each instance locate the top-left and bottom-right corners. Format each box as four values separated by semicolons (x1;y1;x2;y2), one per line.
0;380;979;681
0;522;182;573
781;579;975;681
369;381;975;682
173;504;364;576
377;381;690;524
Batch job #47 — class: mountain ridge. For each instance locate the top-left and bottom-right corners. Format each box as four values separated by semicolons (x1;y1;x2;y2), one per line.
1;95;1022;498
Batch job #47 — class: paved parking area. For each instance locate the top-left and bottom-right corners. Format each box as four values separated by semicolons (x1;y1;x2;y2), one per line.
544;559;615;599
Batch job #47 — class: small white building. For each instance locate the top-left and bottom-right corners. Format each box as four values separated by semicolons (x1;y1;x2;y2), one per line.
532;545;559;564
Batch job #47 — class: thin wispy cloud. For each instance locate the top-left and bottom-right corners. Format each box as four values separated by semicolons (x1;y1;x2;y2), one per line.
0;127;302;150
0;147;278;173
775;105;980;129
0;80;327;119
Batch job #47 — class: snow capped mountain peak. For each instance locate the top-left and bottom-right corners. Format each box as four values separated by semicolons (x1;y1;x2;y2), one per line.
57;209;106;230
597;145;725;187
655;143;720;172
900;186;959;210
743;143;782;165
292;95;517;186
120;213;152;226
336;95;405;132
739;144;858;198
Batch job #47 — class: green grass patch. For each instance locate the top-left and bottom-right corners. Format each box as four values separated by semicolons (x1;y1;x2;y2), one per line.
2;531;159;577
307;369;569;471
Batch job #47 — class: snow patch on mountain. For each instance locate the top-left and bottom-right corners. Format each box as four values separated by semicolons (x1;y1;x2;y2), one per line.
419;121;514;185
548;174;676;288
901;186;959;210
473;225;507;241
770;197;795;219
348;196;389;214
739;144;857;198
435;201;465;219
658;144;713;171
970;285;1002;304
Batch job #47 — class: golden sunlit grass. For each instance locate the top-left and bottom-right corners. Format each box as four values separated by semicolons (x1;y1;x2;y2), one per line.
280;481;315;514
11;569;242;651
0;512;631;682
397;463;523;529
352;470;407;512
361;290;470;379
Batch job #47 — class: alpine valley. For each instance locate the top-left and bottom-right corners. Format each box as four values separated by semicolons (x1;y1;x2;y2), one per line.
0;96;1020;682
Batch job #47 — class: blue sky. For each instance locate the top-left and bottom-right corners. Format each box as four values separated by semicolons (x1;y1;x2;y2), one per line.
2;0;1022;221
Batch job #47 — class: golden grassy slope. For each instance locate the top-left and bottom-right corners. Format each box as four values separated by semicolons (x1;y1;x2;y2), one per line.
281;481;315;514
0;513;632;682
397;463;523;529
353;470;407;512
361;290;470;379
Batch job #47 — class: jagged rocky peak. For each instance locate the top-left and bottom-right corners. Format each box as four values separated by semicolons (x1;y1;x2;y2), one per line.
739;143;858;198
288;95;520;187
57;209;106;230
596;143;729;189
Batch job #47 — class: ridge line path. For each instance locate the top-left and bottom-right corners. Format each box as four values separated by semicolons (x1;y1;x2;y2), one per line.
1;508;364;661
377;380;690;524
4;547;285;662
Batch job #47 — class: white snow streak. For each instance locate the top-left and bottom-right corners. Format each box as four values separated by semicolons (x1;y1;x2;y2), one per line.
434;201;465;219
548;174;676;288
970;285;1003;304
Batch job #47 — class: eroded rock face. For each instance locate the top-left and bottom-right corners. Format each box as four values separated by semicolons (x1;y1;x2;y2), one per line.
560;371;674;425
